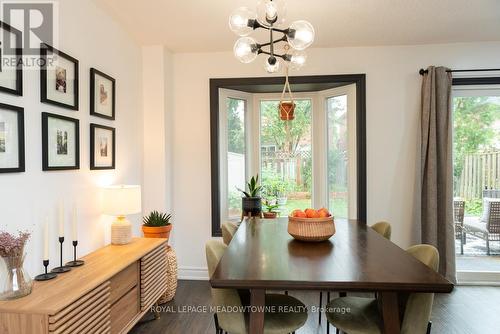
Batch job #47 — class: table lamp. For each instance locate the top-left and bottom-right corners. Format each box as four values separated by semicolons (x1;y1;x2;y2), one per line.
101;185;142;245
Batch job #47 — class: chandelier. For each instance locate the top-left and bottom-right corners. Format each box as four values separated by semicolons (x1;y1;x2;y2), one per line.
229;0;315;73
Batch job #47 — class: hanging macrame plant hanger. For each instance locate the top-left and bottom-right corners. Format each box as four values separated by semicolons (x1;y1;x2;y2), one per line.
279;65;295;121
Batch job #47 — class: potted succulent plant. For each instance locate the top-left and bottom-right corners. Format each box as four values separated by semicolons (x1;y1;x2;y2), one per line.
237;174;262;218
262;199;279;219
142;211;172;241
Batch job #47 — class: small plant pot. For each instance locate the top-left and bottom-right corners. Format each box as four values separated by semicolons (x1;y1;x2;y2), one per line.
279;102;295;120
263;212;278;219
242;197;262;218
142;225;172;241
277;197;288;206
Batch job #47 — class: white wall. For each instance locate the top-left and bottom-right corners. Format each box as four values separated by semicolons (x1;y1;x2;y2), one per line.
170;42;500;279
0;0;143;275
142;46;167;213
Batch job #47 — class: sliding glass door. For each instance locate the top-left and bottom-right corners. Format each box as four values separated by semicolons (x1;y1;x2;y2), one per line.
452;84;500;283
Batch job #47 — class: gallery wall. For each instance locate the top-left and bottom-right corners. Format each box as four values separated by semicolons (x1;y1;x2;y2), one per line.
167;42;500;279
0;0;143;275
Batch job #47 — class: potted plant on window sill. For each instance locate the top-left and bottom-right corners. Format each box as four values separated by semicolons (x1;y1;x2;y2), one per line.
263;199;279;219
237;174;262;218
142;211;172;242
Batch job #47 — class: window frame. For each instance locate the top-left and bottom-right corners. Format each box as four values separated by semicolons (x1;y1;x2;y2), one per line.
218;89;253;223
210;75;367;237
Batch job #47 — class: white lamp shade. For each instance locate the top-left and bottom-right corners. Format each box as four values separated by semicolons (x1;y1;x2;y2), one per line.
101;185;142;216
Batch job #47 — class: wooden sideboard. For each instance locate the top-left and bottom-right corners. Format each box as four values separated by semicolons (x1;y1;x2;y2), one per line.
0;238;168;334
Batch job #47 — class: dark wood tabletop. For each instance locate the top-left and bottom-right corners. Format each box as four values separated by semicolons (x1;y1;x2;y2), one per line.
210;217;453;334
211;218;453;293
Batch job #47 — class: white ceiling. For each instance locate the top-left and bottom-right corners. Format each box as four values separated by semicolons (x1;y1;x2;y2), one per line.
94;0;500;52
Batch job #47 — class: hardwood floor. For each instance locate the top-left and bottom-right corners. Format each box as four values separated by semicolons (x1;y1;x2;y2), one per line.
130;280;500;334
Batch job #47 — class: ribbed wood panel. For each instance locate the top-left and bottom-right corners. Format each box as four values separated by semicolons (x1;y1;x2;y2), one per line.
49;282;110;334
140;244;168;311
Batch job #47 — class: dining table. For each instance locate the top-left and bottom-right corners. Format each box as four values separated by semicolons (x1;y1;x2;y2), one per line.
210;217;454;334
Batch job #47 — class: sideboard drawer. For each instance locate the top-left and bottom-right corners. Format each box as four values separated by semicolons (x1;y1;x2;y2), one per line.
140;244;168;311
48;281;111;334
110;286;139;334
110;262;138;304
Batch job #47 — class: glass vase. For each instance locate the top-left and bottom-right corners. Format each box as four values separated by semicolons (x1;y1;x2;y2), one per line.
0;254;33;300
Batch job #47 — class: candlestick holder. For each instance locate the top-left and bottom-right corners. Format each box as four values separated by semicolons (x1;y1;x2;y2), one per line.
35;259;57;281
51;237;71;273
66;240;85;267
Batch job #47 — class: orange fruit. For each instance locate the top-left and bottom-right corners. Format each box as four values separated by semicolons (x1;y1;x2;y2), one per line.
294;210;307;218
318;210;329;218
306;209;320;218
318;207;331;217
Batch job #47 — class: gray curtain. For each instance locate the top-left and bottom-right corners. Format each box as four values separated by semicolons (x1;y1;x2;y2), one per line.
420;66;456;283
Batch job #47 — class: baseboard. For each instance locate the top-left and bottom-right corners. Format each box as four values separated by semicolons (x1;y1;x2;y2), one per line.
178;266;209;280
457;270;500;286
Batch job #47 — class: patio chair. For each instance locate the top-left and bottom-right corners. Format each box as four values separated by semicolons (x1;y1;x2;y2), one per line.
464;201;500;255
453;200;465;255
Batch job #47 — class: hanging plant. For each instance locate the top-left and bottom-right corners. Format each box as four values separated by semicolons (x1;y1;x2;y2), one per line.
279;65;295;121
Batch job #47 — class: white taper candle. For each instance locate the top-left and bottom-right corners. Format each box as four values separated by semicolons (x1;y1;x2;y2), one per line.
58;201;64;237
43;216;49;260
72;205;77;241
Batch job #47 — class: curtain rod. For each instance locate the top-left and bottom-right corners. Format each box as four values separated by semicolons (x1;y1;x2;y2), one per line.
419;68;500;75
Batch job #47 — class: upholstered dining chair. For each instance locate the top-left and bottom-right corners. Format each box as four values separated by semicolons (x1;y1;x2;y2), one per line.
325;244;439;334
222;222;238;245
370;221;392;240
319;221;393;326
206;240;308;334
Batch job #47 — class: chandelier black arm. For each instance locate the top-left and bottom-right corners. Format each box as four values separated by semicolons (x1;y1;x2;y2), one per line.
249;19;291;35
257;49;291;61
257;35;287;48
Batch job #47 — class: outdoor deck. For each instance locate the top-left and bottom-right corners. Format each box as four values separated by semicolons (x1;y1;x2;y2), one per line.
456;231;500;272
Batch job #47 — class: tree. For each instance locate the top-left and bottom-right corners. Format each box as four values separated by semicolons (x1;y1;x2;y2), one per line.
227;98;245;154
260;100;311;155
453;96;500;190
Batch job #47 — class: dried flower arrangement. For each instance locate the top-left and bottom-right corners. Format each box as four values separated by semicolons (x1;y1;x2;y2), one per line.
0;231;30;258
0;230;32;300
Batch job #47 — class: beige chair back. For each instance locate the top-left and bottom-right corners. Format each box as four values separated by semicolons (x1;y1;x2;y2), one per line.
400;244;439;334
371;221;392;240
205;240;246;334
222;222;238;245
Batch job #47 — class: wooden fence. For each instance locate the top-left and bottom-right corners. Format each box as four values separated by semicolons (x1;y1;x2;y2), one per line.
457;151;500;199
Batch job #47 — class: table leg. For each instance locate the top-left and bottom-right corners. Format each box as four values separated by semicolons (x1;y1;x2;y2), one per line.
249;289;265;334
379;292;400;334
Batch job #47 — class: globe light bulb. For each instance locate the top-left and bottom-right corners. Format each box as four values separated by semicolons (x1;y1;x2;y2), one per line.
229;7;257;36
265;57;281;73
234;37;258;63
288;50;307;70
287;20;315;50
257;0;287;26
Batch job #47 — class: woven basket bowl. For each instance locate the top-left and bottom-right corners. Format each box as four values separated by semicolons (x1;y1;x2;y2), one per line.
288;216;335;242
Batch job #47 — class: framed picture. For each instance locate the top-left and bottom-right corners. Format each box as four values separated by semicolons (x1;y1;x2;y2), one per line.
90;124;115;170
0;21;23;96
42;112;80;171
0;103;24;173
40;43;79;110
90;68;115;120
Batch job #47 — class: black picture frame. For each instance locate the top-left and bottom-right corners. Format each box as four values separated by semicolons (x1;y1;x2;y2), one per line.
0;21;23;96
209;75;367;237
40;43;79;110
41;112;80;171
90;68;116;120
0;103;24;173
90;123;115;170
